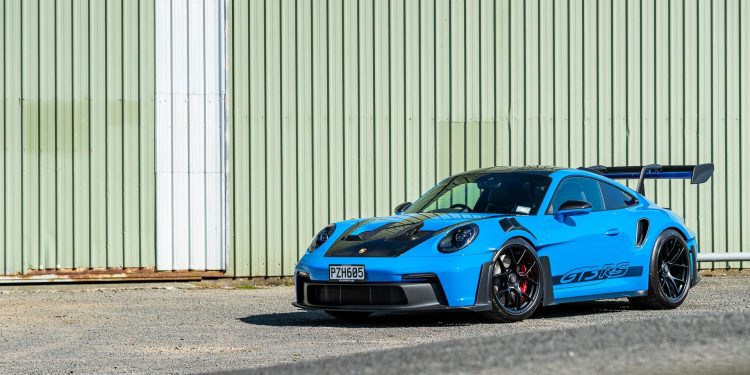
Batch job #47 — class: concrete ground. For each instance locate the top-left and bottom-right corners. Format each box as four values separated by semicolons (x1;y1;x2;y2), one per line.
0;276;748;374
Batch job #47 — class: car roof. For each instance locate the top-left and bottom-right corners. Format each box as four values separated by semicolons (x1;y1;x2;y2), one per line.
454;165;566;177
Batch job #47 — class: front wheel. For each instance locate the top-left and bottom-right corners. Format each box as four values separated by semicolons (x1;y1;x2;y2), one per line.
628;229;691;309
482;238;543;322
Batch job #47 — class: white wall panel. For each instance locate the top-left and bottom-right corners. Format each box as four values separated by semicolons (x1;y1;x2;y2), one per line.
156;0;227;271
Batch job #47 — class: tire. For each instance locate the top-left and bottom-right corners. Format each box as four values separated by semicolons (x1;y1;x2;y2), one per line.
628;229;691;310
324;310;373;321
482;237;544;322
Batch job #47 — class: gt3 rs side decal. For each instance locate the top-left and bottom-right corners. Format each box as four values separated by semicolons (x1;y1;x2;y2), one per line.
552;262;644;286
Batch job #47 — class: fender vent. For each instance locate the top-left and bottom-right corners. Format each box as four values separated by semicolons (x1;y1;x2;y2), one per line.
636;219;649;247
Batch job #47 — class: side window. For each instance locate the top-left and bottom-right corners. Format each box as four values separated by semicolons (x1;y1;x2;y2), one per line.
599;182;637;210
549;177;605;213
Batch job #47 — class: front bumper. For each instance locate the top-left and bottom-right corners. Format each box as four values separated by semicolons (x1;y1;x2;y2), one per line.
293;274;492;312
294;251;493;306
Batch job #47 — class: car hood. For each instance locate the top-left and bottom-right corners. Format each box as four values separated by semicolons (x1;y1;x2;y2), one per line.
324;212;501;257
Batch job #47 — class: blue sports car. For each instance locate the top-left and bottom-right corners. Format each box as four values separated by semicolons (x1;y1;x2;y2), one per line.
293;164;714;322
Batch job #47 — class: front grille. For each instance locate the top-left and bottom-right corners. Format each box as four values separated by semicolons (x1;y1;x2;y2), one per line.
306;284;408;306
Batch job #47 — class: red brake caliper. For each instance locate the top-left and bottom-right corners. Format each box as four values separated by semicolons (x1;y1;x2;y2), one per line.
518;263;528;303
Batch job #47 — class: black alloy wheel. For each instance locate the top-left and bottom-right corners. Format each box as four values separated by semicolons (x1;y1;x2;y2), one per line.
483;237;543;322
629;229;691;309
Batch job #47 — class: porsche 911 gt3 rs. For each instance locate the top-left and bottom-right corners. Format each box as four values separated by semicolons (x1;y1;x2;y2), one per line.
293;164;714;322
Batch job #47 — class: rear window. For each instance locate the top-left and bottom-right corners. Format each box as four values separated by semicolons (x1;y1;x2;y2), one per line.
599;182;637;210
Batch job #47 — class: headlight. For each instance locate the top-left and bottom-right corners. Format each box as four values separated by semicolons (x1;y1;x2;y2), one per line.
308;224;336;253
437;224;479;253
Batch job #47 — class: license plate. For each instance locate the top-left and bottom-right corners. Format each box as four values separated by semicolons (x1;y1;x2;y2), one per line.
329;265;365;281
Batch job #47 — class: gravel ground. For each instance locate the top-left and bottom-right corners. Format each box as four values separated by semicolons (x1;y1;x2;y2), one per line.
0;276;748;374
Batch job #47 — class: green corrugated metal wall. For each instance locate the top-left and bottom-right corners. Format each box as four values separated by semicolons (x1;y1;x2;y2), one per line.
1;0;748;279
0;0;155;275
228;0;749;277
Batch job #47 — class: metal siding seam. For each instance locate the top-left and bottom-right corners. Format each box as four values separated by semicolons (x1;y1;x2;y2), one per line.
403;0;407;200
552;0;555;165
626;0;630;166
387;0;391;212
463;0;467;172
447;0;453;175
740;0;744;263
608;3;616;167
710;0;714;266
230;0;236;275
723;0;729;262
509;0;512;165
418;0;422;192
536;0;540;164
280;0;284;274
1;0;5;275
294;0;301;259
263;0;268;275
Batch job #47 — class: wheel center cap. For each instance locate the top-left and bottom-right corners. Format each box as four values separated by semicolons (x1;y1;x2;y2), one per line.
508;274;518;284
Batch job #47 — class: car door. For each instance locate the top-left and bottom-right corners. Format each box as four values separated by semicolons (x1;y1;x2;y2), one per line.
596;181;648;293
541;177;633;302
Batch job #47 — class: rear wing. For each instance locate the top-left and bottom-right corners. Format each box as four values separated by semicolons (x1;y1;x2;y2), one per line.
579;163;714;195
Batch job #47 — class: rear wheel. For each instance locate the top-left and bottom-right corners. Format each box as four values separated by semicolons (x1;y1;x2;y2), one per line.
482;238;543;322
324;310;372;321
628;229;691;309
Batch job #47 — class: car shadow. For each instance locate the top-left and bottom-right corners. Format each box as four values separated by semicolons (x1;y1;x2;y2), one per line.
534;299;631;319
240;300;632;328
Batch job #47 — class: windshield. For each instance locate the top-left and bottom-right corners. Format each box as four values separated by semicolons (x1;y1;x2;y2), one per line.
405;172;552;215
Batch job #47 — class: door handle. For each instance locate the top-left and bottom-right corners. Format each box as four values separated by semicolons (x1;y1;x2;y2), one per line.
605;228;620;236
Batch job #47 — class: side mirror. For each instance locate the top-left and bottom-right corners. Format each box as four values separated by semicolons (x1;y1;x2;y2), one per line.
393;202;412;215
555;200;592;219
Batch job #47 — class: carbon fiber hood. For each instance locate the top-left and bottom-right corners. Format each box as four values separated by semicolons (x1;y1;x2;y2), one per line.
324;212;498;257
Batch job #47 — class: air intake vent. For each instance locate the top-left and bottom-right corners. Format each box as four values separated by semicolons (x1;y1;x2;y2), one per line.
636;219;650;247
307;284;408;306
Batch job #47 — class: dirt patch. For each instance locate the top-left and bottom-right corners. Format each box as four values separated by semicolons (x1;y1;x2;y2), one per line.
193;277;294;289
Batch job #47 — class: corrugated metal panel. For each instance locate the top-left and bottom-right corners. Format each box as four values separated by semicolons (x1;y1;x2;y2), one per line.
155;0;227;271
0;0;155;275
228;0;750;277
